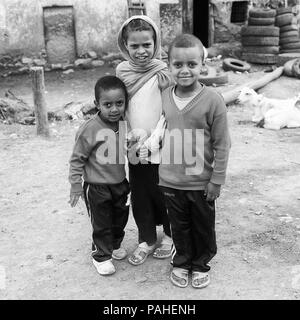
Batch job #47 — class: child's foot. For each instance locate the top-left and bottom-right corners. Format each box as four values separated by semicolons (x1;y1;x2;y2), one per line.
128;242;155;266
191;271;210;289
170;267;189;288
92;258;115;276
112;247;127;260
153;235;173;259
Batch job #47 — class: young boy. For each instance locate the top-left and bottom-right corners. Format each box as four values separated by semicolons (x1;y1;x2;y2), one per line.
159;34;231;288
116;16;174;265
69;75;130;276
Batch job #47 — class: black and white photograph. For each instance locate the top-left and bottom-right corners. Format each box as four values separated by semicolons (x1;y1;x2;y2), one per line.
1;0;300;306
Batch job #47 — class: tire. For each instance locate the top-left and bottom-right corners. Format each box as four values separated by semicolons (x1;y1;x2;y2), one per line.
242;46;279;54
198;73;228;86
280;24;299;33
276;7;292;16
275;13;293;27
280;36;300;45
241;36;279;46
222;58;251;72
249;8;276;18
281;42;300;50
241;26;279;37
242;53;278;64
292;59;300;78
277;52;300;66
280;30;299;38
280;49;300;54
248;17;275;26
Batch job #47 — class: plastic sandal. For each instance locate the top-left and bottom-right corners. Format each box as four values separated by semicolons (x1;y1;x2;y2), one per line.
92;258;116;276
112;247;127;260
191;271;210;289
153;235;173;259
128;242;155;266
170;268;189;288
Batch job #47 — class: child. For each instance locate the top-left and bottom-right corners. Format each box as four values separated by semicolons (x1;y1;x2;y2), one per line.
69;75;130;276
159;34;231;288
116;15;174;265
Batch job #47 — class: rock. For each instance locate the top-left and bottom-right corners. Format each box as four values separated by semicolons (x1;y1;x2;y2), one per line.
33;58;47;66
135;276;147;283
110;59;122;68
62;64;74;70
102;52;123;62
87;51;97;59
15;62;23;67
62;69;74;74
91;60;105;67
74;58;92;68
21;57;33;64
51;63;63;70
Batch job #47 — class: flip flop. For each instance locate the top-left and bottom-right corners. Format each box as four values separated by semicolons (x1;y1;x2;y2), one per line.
153;235;173;259
191;271;210;289
128;242;155;266
170;268;189;288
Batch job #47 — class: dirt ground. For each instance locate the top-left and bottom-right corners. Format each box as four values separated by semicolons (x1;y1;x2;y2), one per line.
0;64;300;300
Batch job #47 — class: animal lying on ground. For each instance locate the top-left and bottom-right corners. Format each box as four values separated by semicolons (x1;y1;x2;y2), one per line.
237;87;300;130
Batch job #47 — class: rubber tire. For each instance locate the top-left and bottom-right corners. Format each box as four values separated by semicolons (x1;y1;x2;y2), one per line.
248;17;275;26
198;73;228;86
292;59;300;78
241;26;279;37
280;36;300;45
281;42;300;50
276;7;293;16
249;8;276;18
280;24;299;33
280;49;300;53
242;46;279;54
241;36;279;46
280;30;299;38
222;58;251;72
275;14;293;27
242;53;278;64
277;53;300;66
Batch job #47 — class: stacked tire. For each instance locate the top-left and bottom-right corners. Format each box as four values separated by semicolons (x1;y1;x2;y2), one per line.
276;7;300;54
241;7;279;64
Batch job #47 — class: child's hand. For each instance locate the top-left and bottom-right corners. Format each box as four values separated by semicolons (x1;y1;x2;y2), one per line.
69;192;84;207
139;144;149;160
204;182;221;202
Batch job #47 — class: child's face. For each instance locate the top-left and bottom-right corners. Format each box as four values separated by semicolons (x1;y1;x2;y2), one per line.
169;46;203;89
96;88;126;123
125;30;154;66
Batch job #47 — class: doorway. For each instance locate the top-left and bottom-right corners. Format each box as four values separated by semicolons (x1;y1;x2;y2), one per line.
43;6;76;64
193;0;209;47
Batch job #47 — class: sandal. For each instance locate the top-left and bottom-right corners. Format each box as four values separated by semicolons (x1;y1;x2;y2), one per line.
191;271;210;289
170;267;189;288
128;242;155;266
153;235;173;259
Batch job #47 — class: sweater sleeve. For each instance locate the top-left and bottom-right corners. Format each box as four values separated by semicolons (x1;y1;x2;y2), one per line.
69;131;93;194
210;100;231;185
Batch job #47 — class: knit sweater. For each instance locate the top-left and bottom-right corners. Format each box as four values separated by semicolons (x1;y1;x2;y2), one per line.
159;85;231;190
69;113;126;194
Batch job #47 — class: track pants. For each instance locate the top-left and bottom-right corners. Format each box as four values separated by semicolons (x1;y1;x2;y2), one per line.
129;162;171;246
160;186;217;272
83;179;130;262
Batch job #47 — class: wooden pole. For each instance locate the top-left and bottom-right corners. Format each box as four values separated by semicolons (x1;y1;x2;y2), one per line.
221;66;284;104
31;67;50;136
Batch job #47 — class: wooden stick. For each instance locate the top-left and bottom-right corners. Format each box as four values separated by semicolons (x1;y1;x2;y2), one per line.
31;67;50;136
221;66;284;104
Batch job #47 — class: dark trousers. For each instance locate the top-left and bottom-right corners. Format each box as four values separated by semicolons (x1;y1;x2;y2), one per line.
160;186;217;272
129;162;171;246
83;179;130;262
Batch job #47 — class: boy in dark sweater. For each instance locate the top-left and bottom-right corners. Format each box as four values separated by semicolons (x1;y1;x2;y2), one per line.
159;34;231;288
69;76;130;276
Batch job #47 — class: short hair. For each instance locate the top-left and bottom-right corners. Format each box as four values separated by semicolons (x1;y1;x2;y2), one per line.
94;75;128;110
168;33;205;62
122;18;155;43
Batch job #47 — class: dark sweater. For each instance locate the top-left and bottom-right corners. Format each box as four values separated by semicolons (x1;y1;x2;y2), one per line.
159;85;231;190
69;113;126;194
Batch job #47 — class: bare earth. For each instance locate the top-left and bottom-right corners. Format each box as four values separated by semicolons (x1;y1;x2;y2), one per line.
0;66;300;300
